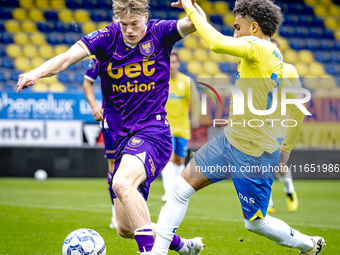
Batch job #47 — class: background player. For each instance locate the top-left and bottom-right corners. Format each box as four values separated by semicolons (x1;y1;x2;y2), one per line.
83;56;117;229
161;51;201;202
151;0;325;254
16;0;207;253
268;39;301;214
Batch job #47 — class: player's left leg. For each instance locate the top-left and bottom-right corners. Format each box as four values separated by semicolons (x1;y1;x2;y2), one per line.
111;126;200;253
232;150;324;254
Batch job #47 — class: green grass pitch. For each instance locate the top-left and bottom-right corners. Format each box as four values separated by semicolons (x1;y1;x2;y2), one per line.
0;178;339;254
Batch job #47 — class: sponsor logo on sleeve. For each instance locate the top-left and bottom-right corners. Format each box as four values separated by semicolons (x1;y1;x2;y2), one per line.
85;31;98;39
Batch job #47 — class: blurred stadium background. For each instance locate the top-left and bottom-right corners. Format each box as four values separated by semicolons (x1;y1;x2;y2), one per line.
0;0;339;178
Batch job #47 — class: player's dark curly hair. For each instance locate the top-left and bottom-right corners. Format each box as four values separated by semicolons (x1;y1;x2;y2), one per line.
233;0;283;37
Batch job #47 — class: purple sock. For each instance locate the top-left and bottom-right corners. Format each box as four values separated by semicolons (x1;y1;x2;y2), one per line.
135;227;154;252
169;234;185;251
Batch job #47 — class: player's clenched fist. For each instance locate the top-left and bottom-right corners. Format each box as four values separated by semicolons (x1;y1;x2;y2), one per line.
17;73;38;94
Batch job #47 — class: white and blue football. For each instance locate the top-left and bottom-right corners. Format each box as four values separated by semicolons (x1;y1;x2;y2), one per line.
62;228;106;255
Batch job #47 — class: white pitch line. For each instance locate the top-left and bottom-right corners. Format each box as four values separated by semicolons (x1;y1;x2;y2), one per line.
1;202;339;230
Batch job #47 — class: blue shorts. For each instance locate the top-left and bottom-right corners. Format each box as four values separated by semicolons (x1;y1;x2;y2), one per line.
172;136;188;158
194;132;280;221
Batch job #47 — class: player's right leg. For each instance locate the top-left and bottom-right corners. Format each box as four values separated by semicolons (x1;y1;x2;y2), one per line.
152;132;231;255
151;159;211;255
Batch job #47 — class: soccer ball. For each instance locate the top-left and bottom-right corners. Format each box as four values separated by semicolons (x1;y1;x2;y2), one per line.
34;169;47;181
62;228;106;255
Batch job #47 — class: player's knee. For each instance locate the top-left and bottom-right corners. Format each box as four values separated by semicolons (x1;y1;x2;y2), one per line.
117;224;134;239
244;217;266;233
111;179;129;198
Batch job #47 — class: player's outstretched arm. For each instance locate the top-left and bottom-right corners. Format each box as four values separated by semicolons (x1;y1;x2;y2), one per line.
172;1;207;36
17;43;88;94
179;0;245;58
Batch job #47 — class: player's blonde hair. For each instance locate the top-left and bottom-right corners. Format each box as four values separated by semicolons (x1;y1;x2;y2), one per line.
113;0;150;19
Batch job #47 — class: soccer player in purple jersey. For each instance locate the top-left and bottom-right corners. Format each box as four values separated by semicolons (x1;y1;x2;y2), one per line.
83;56;117;229
16;0;207;253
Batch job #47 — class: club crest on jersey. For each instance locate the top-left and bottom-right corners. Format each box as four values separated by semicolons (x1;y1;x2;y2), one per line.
86;31;98;39
128;137;144;148
139;40;154;57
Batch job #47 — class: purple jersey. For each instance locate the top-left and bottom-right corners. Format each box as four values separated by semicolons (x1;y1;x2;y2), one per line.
84;58;99;83
79;20;183;136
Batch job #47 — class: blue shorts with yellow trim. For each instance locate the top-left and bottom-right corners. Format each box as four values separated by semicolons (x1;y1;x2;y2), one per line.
172;136;188;158
194;132;280;221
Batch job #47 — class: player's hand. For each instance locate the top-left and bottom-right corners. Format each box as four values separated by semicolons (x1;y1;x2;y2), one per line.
92;106;103;121
278;149;290;170
17;73;38;94
191;117;200;129
171;0;196;10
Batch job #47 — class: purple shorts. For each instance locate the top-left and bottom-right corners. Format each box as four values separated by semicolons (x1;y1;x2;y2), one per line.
109;121;172;201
